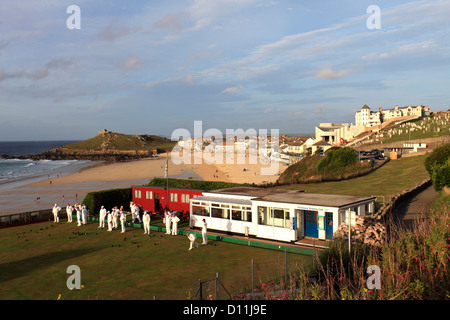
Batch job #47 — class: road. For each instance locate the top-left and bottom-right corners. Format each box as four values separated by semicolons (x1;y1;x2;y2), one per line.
393;183;440;230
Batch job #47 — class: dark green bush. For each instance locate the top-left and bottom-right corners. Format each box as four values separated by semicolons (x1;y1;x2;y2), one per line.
424;143;450;174
425;143;450;191
316;147;358;172
82;188;132;215
147;178;251;190
430;159;450;191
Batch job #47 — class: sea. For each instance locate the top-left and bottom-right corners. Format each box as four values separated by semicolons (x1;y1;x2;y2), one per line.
0;141;93;185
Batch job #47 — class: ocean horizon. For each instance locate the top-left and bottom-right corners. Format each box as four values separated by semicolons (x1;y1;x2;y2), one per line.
0;140;91;186
0;140;80;157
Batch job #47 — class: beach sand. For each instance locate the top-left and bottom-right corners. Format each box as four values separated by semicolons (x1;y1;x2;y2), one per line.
0;152;287;215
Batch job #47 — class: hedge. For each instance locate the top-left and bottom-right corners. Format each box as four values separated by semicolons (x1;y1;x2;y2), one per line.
82;188;132;216
146;178;252;190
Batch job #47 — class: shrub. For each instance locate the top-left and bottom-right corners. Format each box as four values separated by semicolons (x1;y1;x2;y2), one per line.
424;143;450;174
430;158;450;191
316;146;359;174
425;143;450;191
82;188;132;215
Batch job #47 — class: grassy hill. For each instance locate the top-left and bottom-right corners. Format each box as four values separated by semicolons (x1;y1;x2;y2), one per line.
279;154;429;201
63;129;176;152
277;147;376;184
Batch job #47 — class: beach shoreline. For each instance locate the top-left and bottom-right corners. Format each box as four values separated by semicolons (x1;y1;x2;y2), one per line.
0;152;287;216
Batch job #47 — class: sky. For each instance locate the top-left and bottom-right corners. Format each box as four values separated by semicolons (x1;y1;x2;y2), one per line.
0;0;449;141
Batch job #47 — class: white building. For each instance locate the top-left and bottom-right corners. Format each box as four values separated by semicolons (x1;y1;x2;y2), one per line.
403;142;427;153
190;187;376;242
355;104;430;127
315;123;365;146
355;104;382;127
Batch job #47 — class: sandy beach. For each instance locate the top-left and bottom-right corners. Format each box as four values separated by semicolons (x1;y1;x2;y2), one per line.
0;152;287;215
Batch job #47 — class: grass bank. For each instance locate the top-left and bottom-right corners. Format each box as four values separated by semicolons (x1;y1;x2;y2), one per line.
279;154;429;201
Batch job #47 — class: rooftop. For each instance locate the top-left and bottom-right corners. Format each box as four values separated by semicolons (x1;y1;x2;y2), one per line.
210;187;375;208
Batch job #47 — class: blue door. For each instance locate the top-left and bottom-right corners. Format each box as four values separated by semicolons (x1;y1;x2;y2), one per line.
304;210;318;238
326;212;334;239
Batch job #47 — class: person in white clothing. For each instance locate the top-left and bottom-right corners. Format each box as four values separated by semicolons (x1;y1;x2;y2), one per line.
187;233;199;250
76;205;82;226
143;211;151;234
171;214;180;236
66;204;73;223
98;205;107;228
81;205;88;225
52;204;61;223
134;204;141;223
107;211;113;231
201;219;208;245
164;210;172;235
119;210;127;233
112;207;118;229
130;202;136;222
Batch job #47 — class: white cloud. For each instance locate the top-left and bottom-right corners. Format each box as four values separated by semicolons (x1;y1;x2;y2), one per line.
314;67;353;80
222;85;243;94
122;56;142;70
361;40;439;61
187;0;260;31
153;12;186;31
98;22;139;41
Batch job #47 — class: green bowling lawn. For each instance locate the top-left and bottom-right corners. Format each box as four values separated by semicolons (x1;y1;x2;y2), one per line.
0;218;311;300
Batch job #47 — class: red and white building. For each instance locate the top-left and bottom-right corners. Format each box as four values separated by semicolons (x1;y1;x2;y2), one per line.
132;186;204;217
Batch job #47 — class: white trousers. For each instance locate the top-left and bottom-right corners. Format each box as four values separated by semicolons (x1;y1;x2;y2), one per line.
77;213;81;226
99;215;106;228
107;221;112;231
189;240;199;250
121;220;126;233
67;212;72;222
202;232;207;244
144;222;150;234
132;213;141;223
54;214;59;223
165;222;171;234
172;223;178;235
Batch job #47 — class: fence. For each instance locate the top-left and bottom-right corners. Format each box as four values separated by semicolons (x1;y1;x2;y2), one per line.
195;273;232;300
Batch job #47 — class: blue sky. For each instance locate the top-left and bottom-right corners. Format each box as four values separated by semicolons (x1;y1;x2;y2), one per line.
0;0;449;141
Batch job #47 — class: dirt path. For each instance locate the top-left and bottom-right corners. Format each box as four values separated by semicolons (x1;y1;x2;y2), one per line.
393;183;439;230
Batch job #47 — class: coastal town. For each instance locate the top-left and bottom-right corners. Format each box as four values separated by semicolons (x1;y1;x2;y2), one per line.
173;104;448;165
1;103;447;302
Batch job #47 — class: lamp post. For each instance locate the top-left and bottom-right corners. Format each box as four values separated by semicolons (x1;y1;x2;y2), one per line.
165;155;169;210
347;209;351;254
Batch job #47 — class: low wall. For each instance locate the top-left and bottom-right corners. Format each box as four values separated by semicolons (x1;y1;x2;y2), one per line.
0;209;67;229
